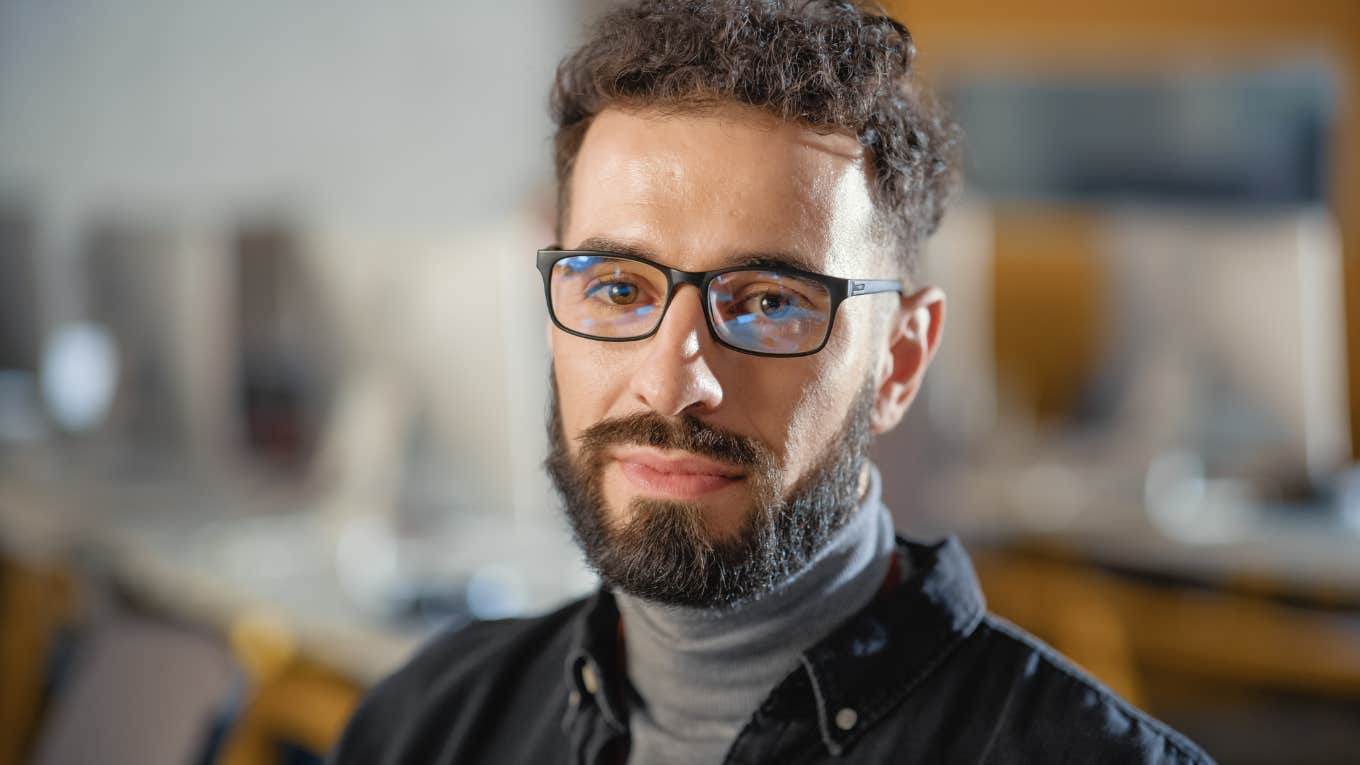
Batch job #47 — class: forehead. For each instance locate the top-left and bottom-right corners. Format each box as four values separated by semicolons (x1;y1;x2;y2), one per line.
564;105;880;276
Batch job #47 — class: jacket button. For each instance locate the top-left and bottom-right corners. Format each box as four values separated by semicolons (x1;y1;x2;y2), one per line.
581;663;600;695
568;690;581;707
834;707;858;731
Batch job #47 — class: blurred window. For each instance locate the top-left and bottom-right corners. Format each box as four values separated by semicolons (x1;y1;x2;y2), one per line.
944;62;1336;205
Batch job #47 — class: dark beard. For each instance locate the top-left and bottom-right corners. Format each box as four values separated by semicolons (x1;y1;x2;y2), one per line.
545;374;876;608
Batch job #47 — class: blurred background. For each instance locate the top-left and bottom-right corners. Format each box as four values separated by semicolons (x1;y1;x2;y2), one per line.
1;1;1358;763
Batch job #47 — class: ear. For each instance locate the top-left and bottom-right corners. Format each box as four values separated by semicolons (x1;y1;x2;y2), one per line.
870;286;945;434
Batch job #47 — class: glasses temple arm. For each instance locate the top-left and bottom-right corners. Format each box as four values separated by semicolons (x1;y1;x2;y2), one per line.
846;279;904;298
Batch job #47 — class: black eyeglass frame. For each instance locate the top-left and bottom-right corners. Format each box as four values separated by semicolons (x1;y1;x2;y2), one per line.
536;248;904;358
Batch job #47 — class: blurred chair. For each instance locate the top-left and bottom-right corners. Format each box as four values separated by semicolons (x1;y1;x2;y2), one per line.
973;545;1360;711
1117;575;1360;699
0;559;75;765
26;613;238;765
970;545;1144;706
216;613;361;765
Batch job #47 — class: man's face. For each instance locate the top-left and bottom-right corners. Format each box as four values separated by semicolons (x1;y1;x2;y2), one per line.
546;104;936;606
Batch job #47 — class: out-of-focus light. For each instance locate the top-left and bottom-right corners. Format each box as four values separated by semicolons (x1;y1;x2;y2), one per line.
40;322;119;433
1145;449;1254;544
466;564;527;620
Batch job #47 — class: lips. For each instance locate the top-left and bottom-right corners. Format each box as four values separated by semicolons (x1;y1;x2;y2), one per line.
613;449;745;499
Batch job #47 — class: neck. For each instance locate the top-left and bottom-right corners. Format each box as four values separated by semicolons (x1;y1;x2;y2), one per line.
615;463;896;756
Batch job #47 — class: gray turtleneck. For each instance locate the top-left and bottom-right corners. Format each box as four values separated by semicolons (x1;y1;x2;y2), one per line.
615;463;897;765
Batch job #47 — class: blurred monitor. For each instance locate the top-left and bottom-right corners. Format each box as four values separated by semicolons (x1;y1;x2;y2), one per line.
83;219;189;448
890;203;1348;528
74;218;239;467
929;59;1346;499
0;201;39;371
233;222;337;473
1099;207;1350;485
303;219;554;523
0;202;45;443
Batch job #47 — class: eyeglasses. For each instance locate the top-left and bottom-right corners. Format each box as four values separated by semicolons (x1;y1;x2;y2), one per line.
536;249;903;358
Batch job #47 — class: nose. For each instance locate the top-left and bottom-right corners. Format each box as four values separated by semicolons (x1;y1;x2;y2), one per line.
627;285;724;416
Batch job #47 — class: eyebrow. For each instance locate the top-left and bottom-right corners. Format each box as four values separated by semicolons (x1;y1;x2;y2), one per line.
571;235;824;275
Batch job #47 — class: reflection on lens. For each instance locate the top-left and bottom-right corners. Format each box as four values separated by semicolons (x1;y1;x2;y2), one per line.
708;270;831;354
551;255;668;338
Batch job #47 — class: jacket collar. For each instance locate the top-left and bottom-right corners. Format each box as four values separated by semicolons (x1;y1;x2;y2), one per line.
563;584;629;734
799;535;987;754
562;535;987;755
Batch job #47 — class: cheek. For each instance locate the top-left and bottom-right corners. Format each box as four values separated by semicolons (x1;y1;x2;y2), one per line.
736;358;842;470
551;331;631;449
782;380;843;464
744;323;872;483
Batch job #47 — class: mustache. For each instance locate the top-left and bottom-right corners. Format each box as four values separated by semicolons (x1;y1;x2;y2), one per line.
575;411;774;470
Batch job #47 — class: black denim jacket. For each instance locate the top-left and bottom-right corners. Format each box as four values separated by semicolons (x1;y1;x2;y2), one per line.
331;537;1214;764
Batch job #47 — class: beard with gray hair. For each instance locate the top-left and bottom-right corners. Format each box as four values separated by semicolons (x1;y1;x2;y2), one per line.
545;374;877;609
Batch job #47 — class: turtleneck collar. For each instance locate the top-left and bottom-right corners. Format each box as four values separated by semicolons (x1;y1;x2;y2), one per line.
614;462;897;760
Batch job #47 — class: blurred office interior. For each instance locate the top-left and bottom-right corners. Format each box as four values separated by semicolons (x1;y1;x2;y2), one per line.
2;1;1359;763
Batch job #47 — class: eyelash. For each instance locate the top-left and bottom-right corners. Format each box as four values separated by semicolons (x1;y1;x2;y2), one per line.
584;276;653;301
582;273;817;313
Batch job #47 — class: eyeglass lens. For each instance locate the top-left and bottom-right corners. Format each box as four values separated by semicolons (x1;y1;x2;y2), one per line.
549;254;833;355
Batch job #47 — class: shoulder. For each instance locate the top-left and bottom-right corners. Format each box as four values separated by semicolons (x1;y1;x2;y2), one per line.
961;614;1215;765
328;596;590;765
384;596;587;695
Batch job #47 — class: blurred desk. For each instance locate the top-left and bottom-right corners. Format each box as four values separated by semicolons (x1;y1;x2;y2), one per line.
0;475;417;686
0;454;591;687
942;470;1360;604
940;472;1360;710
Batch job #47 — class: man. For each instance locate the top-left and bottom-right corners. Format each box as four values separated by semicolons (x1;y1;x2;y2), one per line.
332;1;1214;763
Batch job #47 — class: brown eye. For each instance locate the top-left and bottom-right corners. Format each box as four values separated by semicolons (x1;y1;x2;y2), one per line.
588;280;639;305
735;288;802;319
608;282;638;305
758;293;791;317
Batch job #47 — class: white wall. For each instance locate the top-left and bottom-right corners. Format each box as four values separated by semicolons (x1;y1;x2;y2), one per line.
0;0;577;239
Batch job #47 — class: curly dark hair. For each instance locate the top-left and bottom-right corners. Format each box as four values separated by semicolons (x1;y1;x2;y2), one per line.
550;0;959;275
